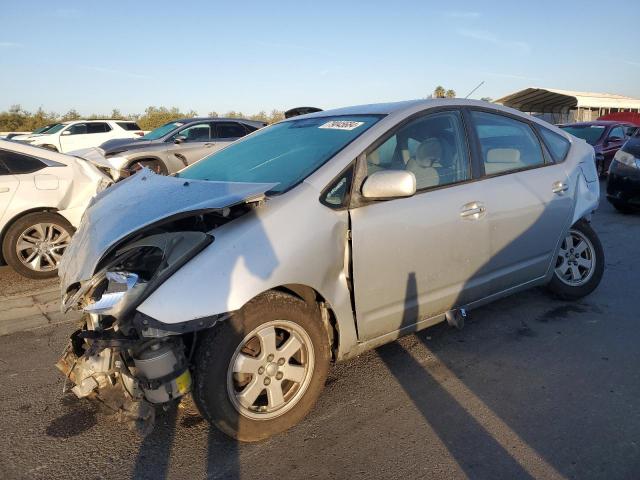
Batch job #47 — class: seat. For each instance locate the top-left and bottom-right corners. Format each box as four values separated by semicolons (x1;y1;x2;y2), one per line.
485;148;523;174
405;138;442;188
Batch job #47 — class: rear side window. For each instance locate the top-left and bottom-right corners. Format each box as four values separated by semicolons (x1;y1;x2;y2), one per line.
117;122;141;131
0;150;46;174
87;122;111;134
538;127;570;163
471;111;545;175
215;122;247;139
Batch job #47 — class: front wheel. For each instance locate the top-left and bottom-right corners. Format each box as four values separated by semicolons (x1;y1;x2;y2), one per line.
126;159;167;176
548;220;604;300
193;291;331;442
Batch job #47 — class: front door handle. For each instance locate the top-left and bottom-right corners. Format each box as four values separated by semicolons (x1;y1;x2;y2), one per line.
460;202;486;220
204;142;216;147
552;181;569;194
0;187;9;193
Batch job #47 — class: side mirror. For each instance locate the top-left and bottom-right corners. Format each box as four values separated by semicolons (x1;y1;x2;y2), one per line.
174;135;186;144
362;170;416;200
61;130;71;136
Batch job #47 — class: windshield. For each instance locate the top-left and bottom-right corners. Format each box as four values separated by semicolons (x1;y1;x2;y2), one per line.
141;122;184;140
32;124;57;134
44;124;65;135
178;115;381;194
560;125;605;146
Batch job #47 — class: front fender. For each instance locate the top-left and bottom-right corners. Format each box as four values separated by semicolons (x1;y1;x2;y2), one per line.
135;183;358;356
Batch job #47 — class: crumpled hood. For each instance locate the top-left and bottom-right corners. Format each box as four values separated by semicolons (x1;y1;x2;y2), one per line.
59;169;276;292
71;147;115;170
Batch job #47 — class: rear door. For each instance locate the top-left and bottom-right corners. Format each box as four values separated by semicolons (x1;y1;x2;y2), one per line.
466;109;573;293
350;109;492;341
602;125;626;171
212;121;249;152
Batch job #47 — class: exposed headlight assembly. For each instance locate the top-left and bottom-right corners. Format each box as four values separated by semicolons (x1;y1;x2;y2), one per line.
614;150;640;169
65;231;213;328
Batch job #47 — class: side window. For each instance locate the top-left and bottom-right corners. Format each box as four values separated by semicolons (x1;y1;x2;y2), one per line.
471;111;545;175
0;150;46;174
215;122;247;139
321;164;354;208
87;122;111;134
365;110;470;190
68;123;87;135
538;126;570;163
176;123;212;142
608;126;625;140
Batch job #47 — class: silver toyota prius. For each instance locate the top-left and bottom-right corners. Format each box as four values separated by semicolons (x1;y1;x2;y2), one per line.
57;99;603;441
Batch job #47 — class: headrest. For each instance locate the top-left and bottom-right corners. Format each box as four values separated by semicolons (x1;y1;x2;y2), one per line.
415;138;443;167
486;148;520;163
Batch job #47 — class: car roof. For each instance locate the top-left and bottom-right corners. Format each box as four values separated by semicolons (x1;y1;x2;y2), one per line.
561;120;629;127
0;138;73;165
171;117;266;127
283;98;531;120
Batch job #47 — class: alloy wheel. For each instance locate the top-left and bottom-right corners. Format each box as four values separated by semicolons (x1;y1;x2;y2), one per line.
15;222;71;272
554;229;596;286
227;320;315;420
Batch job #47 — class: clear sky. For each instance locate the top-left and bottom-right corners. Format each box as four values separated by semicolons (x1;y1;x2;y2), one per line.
1;0;639;116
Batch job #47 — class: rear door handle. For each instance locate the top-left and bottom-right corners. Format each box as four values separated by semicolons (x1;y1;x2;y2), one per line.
460;202;486;220
552;181;569;194
0;187;9;193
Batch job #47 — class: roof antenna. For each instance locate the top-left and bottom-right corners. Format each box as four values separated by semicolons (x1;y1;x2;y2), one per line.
465;81;485;99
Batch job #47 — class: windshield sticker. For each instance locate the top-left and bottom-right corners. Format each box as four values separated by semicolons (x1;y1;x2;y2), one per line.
319;120;365;131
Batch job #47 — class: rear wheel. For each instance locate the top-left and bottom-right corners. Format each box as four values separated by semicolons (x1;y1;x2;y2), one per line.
193;291;331;442
126;159;167;176
548;220;604;300
2;212;74;279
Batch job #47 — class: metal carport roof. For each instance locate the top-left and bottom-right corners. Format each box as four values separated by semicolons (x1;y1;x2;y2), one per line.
496;88;640;112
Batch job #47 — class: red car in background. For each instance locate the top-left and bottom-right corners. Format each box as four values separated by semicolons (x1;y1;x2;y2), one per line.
559;120;639;176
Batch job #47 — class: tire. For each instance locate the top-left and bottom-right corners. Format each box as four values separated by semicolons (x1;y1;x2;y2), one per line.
547;220;604;300
2;211;74;279
610;200;635;214
193;291;331;442
126;159;167;176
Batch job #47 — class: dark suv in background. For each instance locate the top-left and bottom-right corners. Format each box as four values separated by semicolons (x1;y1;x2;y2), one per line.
560;121;639;176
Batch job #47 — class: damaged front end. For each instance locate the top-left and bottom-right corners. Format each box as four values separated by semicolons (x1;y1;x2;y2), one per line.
55;169;276;434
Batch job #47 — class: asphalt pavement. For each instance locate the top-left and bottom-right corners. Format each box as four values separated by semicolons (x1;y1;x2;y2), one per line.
1;188;639;480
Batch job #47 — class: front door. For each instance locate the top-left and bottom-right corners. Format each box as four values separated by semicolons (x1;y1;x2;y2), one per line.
350;110;491;342
165;122;218;167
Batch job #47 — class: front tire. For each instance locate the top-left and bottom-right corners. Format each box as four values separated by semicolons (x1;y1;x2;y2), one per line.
548;220;604;300
2;211;74;279
193;291;331;442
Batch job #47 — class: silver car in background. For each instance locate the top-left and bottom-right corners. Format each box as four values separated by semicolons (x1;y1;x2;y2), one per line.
76;117;265;180
57;99;603;442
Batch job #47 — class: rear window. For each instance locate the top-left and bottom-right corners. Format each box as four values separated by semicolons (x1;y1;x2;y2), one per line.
0;149;47;174
538;127;570;163
117;122;142;131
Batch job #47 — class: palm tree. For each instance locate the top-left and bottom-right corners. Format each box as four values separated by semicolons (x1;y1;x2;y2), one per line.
445;89;456;98
434;86;446;98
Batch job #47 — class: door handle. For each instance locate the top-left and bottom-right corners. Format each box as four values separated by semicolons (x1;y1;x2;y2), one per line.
460;202;486;220
204;142;216;147
0;187;9;193
552;181;569;194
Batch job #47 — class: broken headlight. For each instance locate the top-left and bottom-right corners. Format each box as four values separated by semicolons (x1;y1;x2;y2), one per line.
70;231;213;325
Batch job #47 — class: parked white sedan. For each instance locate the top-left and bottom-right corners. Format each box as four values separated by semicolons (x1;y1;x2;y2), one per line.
0;140;111;278
18;120;143;153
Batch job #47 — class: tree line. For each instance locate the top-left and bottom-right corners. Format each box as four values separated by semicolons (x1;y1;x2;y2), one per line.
0;105;286;132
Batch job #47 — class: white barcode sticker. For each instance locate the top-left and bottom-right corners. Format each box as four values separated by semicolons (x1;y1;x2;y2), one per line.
319;120;364;131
